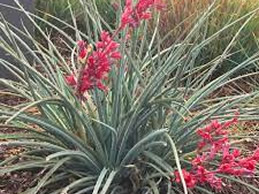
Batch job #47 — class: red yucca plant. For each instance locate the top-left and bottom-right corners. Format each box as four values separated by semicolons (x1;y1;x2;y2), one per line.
0;0;259;193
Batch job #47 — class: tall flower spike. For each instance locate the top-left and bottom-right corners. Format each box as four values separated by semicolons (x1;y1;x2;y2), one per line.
66;32;121;95
77;31;121;94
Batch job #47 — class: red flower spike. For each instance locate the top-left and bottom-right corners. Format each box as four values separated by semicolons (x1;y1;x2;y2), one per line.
213;137;228;149
120;0;164;30
74;31;121;94
204;125;213;132
174;115;259;190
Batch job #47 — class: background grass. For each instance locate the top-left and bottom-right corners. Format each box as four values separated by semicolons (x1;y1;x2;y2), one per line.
158;0;259;76
35;0;116;32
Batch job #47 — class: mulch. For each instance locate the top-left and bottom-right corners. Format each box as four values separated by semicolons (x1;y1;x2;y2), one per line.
0;93;34;194
0;128;36;194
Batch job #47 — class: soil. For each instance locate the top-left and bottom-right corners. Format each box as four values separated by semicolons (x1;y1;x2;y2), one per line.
0;92;33;194
0;127;38;194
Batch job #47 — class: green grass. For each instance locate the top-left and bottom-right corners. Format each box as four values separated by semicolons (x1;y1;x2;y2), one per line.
35;0;116;33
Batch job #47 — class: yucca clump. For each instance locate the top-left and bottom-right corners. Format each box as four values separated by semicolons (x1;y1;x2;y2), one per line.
0;0;259;193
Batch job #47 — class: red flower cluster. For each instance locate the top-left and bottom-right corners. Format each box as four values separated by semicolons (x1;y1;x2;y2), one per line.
120;0;164;29
174;115;259;190
66;31;121;94
65;1;164;96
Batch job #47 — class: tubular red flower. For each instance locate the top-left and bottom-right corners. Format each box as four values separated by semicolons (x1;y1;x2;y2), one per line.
196;166;211;183
207;176;222;190
232;149;241;158
174;169;196;188
65;74;77;86
192;154;206;166
77;40;87;59
197;129;212;140
196;166;222;189
239;158;257;171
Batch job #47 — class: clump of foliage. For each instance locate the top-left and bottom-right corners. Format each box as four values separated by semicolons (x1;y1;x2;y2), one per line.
0;0;259;193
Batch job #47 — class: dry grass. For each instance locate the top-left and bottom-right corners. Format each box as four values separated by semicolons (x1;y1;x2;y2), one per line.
158;0;259;49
